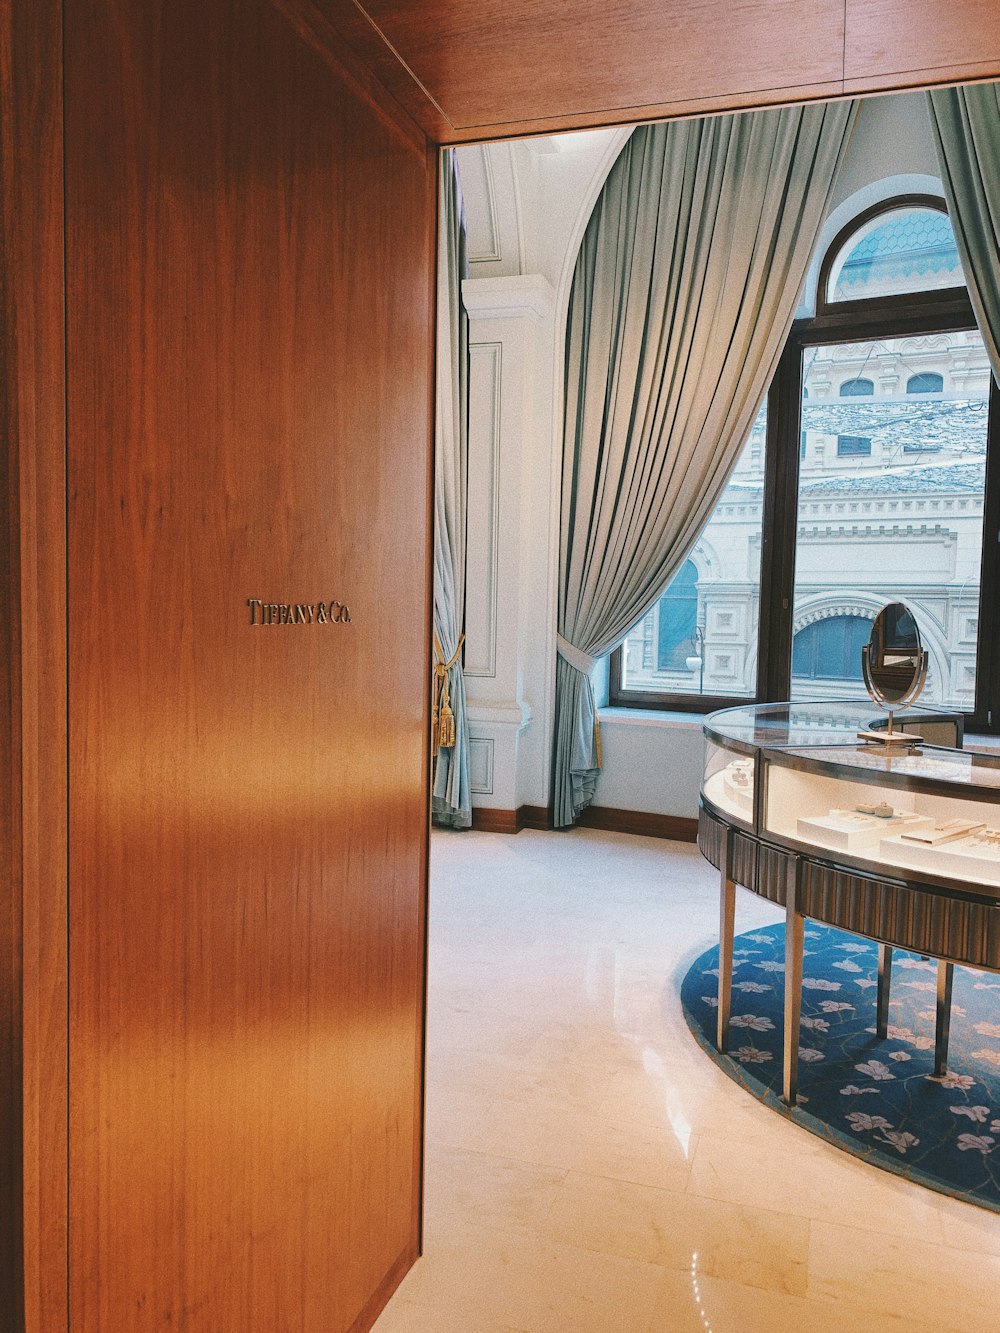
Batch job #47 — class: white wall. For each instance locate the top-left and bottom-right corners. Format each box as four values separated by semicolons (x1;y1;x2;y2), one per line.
455;131;631;813
456;93;952;822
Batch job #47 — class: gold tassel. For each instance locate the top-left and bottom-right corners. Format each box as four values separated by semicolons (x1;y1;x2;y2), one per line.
432;632;465;755
438;701;456;749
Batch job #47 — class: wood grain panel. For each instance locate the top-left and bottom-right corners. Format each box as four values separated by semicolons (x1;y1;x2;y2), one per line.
0;0;69;1329
305;0;1000;143
293;0;845;142
335;0;846;131
426;80;848;144
845;0;1000;87
64;1;433;1328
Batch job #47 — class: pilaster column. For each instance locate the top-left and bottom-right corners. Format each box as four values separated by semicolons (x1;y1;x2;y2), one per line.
462;274;558;816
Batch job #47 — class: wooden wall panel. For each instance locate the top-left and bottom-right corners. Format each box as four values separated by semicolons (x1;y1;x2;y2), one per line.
361;0;845;129
63;1;433;1329
0;0;69;1329
845;0;1000;93
309;0;1000;143
323;0;846;135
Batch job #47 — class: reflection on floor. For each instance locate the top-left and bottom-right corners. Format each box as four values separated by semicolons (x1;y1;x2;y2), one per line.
374;829;1000;1333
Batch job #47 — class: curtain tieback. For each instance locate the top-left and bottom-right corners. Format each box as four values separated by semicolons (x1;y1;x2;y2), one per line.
556;634;602;769
556;634;598;676
432;632;465;754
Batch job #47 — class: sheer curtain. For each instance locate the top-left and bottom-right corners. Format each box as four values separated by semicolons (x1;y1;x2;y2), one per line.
432;150;471;828
554;101;857;826
928;83;1000;378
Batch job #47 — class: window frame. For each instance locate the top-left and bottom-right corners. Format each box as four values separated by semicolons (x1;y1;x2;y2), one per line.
610;197;1000;731
816;194;963;316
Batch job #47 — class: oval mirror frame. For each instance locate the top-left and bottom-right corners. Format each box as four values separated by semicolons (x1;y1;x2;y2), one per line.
861;602;928;742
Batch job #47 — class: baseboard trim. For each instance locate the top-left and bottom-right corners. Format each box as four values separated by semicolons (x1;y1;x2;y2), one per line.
470;807;520;834
470;804;553;834
469;804;696;841
576;806;699;842
517;804;552;831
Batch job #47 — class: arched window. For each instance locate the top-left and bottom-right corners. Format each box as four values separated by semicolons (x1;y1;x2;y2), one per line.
906;372;944;394
656;560;698;671
612;192;998;729
839;377;874;397
792;615;873;681
791;197;992;716
821;199;964;307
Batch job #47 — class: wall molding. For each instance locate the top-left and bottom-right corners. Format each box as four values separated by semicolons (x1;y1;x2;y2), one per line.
469;144;502;263
463;339;502;677
466;699;533;729
468;736;495;795
462;274;555;321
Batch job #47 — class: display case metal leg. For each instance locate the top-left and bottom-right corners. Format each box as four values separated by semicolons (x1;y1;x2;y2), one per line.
876;943;893;1040
934;959;954;1078
783;856;803;1108
717;830;736;1054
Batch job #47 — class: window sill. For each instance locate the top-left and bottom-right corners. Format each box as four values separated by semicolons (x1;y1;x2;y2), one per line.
598;706;704;731
966;732;1000;753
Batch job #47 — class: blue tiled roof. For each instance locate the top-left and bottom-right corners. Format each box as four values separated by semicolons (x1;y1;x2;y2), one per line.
844;211;958;274
726;460;984;499
799;461;985;497
801;399;987;454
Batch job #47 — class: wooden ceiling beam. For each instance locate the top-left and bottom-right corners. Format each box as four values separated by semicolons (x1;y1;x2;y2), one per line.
292;0;1000;144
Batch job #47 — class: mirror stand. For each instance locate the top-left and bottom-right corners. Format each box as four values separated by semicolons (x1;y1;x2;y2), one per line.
857;608;929;749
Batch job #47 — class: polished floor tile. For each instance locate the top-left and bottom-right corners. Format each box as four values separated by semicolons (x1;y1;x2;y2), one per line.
374;829;1000;1332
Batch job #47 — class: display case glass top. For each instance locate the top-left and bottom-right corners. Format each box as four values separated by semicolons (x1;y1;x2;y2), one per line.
703;700;961;753
774;743;1000;795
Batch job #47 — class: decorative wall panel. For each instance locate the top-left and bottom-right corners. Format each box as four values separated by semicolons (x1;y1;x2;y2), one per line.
464;341;502;678
468;737;496;795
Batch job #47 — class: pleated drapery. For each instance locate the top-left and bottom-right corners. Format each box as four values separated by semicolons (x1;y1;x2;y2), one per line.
554;101;858;827
432;150;472;828
928;83;1000;380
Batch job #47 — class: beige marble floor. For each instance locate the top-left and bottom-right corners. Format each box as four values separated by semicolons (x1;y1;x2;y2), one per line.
374;829;1000;1333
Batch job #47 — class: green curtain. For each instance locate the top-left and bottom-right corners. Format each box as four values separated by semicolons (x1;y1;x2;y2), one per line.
554;101;857;826
432;150;471;828
928;83;1000;380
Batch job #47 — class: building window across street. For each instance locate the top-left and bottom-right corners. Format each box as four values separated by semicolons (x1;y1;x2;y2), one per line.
611;196;1000;732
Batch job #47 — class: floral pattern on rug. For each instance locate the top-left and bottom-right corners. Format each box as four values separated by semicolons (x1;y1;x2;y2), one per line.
679;923;1000;1212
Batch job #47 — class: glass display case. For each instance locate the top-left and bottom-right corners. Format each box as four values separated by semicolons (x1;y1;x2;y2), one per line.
701;701;963;840
698;702;997;1106
763;744;1000;892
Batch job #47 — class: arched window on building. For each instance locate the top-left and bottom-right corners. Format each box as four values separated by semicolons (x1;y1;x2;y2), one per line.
906;372;944;394
656;560;698;670
839;377;874;397
792;615;873;682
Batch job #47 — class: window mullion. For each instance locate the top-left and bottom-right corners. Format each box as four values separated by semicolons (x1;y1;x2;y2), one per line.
756;340;802;703
975;374;1000;734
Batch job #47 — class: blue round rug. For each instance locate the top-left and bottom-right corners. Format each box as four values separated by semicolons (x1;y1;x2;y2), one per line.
680;922;1000;1213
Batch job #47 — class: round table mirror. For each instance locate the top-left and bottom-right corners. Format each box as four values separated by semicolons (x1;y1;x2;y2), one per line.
860;602;928;745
